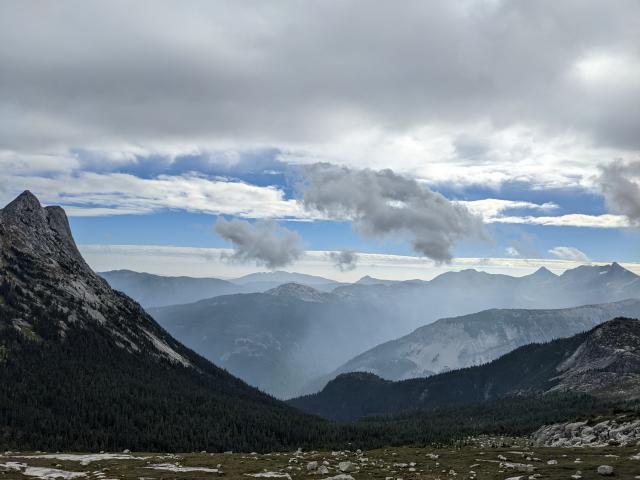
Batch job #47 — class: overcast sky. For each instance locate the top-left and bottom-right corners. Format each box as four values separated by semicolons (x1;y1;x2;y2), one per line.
1;1;639;278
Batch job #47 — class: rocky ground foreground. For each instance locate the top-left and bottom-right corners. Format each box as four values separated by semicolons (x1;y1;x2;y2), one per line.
2;441;640;480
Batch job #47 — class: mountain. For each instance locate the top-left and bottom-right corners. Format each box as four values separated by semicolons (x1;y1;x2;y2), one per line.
99;269;241;307
304;299;640;392
100;269;345;308
150;283;397;399
0;191;328;452
328;262;640;339
231;270;345;293
151;263;640;398
355;275;399;286
288;318;640;420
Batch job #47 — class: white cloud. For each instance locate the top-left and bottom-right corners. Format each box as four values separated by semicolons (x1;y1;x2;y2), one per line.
495;213;630;228
0;172;309;219
459;199;628;228
505;246;521;257
460;198;558;221
0;170;629;232
549;246;590;262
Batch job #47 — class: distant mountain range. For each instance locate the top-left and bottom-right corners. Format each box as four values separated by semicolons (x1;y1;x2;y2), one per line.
331;264;640;326
302;299;640;393
150;264;640;398
100;269;345;307
0;192;326;451
289;317;640;420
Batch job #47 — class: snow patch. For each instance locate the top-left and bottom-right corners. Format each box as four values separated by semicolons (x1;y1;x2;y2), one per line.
146;463;220;473
18;453;148;465
0;462;86;479
245;472;292;479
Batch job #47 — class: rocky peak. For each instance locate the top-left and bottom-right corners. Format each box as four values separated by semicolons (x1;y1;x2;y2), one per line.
559;318;640;372
44;205;86;264
1;191;88;270
553;318;640;398
356;275;376;283
530;266;557;279
266;282;328;302
1;190;47;226
0;191;192;367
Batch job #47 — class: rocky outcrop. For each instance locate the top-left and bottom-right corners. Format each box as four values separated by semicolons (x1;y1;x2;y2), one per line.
0;190;192;366
532;417;640;447
0;191;328;452
551;318;640;399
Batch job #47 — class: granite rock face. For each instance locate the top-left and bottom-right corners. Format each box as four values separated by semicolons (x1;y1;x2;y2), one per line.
532;417;640;447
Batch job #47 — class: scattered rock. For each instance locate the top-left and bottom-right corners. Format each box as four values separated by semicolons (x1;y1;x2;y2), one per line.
337;461;356;473
597;465;614;476
532;418;640;447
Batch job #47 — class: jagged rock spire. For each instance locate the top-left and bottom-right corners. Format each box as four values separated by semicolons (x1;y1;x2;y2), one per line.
1;190;87;267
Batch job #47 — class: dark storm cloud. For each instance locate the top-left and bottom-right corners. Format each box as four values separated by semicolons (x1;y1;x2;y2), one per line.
214;218;302;269
0;0;638;152
300;164;487;262
328;250;358;272
599;160;640;226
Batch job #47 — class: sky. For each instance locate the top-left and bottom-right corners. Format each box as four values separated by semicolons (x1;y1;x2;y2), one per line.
1;1;639;280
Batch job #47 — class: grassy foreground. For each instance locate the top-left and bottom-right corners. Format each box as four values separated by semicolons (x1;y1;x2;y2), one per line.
2;442;640;479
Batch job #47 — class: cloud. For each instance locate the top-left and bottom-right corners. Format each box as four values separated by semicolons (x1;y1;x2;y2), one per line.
548;246;590;262
598;160;640;226
505;246;521;258
0;169;629;231
328;250;358;271
299;163;487;262
462;197;631;228
214;218;302;269
460;199;558;221
0;172;308;219
495;213;629;228
1;1;639;190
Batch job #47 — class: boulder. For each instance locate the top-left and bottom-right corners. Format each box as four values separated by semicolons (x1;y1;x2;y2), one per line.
337;461;356;473
597;465;614;476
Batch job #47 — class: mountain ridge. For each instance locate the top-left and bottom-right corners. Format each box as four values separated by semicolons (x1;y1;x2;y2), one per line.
301;298;640;394
0;191;328;452
289;317;640;421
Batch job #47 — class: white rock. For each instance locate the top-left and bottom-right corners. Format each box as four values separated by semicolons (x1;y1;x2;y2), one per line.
597;465;614;476
307;461;318;471
337;461;356;473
